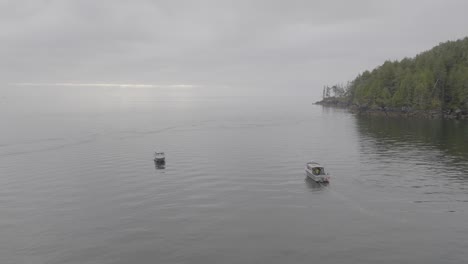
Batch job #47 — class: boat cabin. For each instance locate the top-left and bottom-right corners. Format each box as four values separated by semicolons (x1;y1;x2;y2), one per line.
306;162;326;175
154;152;165;164
154;152;165;158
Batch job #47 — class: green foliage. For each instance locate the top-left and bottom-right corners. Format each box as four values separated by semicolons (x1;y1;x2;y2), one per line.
329;37;468;110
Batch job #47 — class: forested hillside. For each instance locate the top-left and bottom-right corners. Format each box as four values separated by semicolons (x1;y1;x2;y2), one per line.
323;37;468;111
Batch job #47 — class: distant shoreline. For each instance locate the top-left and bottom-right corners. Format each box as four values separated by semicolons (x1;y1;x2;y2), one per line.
315;100;468;120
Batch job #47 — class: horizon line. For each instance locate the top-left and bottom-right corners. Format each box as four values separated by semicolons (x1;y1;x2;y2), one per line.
9;82;200;88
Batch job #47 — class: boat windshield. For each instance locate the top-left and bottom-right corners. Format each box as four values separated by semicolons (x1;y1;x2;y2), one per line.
311;167;325;175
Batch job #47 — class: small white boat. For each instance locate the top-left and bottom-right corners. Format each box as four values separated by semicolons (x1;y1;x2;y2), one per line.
305;161;330;183
154;152;165;164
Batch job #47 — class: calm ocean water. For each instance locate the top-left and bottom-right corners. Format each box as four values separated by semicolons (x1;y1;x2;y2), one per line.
1;86;467;264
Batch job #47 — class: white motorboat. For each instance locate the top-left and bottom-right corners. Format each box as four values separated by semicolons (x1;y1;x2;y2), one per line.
154;152;165;164
305;161;330;183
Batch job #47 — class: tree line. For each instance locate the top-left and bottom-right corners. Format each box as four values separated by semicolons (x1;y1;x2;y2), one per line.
323;37;468;111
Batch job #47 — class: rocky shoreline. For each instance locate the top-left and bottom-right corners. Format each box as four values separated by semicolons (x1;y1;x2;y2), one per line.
315;100;468;120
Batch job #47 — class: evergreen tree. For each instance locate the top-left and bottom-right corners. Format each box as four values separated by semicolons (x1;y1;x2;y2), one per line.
325;37;468;111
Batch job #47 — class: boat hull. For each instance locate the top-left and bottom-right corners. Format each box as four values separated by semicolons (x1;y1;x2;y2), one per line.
306;170;330;183
154;158;165;164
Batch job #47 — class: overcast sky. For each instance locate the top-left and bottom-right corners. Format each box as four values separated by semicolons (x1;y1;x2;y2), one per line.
2;0;468;97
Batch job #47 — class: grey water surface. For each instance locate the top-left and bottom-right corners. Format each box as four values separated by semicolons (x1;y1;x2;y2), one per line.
1;86;467;264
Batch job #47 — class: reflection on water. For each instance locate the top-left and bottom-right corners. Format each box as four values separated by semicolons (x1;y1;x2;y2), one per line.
355;115;468;198
154;163;166;170
356;115;468;160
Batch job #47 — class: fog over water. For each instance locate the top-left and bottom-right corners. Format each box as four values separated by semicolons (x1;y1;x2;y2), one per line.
1;86;467;264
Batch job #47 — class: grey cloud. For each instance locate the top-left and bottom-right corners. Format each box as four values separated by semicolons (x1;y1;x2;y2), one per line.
2;0;468;97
